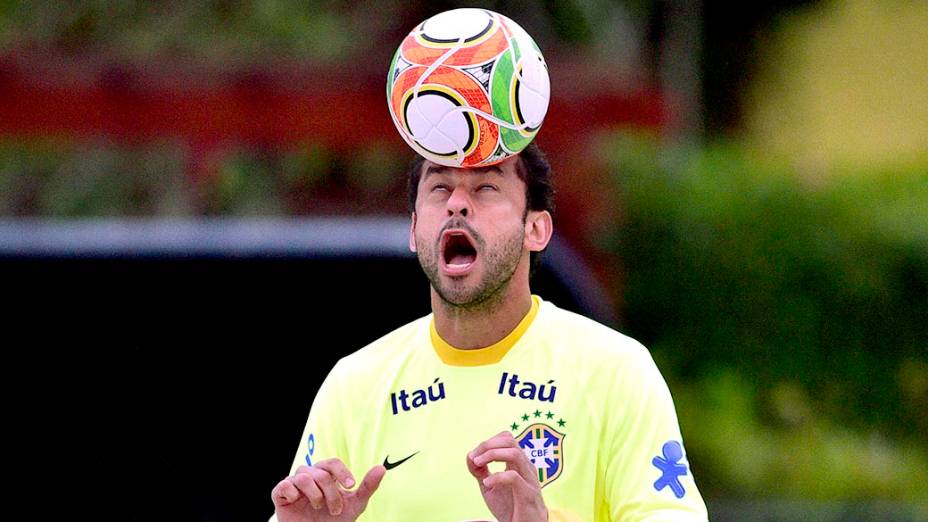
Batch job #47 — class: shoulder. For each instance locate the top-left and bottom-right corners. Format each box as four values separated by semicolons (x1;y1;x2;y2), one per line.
536;299;652;365
532;299;668;394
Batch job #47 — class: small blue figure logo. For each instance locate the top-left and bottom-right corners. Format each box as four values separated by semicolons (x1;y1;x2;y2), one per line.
652;440;687;499
304;433;315;466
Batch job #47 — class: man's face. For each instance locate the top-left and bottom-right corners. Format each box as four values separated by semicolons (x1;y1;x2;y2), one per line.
410;156;529;308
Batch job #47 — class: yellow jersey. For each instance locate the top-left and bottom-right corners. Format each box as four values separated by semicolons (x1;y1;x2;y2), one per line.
273;296;707;521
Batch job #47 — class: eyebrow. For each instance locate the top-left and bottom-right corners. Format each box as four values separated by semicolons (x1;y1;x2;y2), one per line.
424;164;502;178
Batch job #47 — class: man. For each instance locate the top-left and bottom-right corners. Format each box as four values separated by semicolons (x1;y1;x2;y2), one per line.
271;143;707;521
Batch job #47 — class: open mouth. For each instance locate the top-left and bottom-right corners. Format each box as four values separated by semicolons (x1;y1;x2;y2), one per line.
441;230;477;273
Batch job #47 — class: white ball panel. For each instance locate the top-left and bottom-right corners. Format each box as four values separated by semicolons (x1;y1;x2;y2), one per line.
519;88;548;129
419;130;459;159
406;94;469;155
520;55;550;99
507;21;538;59
518;58;550;127
422;9;491;42
405;100;432;138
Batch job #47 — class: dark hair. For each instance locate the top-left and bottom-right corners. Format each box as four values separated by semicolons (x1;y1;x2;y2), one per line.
406;141;556;271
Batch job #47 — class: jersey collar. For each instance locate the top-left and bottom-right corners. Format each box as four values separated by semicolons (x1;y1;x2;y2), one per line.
430;295;540;367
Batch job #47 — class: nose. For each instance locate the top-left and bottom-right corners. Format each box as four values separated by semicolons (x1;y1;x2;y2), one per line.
446;186;470;217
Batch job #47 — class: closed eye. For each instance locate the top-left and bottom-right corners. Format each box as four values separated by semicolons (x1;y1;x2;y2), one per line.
477;184;498;192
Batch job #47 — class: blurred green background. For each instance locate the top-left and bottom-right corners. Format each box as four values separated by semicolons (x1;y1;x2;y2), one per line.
2;0;926;518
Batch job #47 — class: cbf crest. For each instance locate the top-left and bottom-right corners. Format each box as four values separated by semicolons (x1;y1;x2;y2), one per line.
509;410;566;487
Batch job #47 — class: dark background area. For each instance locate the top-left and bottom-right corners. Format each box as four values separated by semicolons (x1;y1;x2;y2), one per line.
10;252;599;521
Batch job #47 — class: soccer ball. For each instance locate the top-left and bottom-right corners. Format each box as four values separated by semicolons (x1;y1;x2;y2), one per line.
387;8;550;167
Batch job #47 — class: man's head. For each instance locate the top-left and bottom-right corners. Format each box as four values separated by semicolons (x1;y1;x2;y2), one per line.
407;143;555;310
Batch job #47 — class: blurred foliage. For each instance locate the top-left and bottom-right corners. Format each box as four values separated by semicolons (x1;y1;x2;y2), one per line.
604;130;928;499
204;148;288;215
201;142;408;215
0;0;407;64
0;139;409;217
0;139;194;216
676;371;928;503
0;1;652;76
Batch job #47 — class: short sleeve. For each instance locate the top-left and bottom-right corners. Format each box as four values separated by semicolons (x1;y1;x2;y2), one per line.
603;345;708;521
269;362;351;522
288;361;351;475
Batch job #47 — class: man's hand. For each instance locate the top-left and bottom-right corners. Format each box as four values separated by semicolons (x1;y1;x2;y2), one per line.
272;459;386;522
467;431;548;522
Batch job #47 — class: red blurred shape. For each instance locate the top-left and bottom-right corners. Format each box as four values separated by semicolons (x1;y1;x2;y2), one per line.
0;55;664;176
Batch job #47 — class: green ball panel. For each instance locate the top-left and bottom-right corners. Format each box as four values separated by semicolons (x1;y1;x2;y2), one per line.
386;47;401;100
491;48;515;122
491;47;533;153
500;128;535;154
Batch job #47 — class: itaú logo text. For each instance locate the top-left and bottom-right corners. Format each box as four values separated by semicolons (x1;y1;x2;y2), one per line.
390;377;446;415
497;372;557;402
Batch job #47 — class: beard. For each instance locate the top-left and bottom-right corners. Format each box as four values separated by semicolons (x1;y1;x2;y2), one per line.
416;218;524;310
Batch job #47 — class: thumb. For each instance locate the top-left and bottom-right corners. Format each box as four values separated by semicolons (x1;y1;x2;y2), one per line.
353;464;386;508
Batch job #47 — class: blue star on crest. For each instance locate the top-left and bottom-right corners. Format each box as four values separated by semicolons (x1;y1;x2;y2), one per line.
652;440;687;499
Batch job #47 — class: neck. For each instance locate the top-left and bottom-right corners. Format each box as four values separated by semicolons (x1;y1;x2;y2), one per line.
431;267;533;350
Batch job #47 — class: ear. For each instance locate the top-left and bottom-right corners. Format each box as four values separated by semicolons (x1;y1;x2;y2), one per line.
409;212;417;253
524;210;553;253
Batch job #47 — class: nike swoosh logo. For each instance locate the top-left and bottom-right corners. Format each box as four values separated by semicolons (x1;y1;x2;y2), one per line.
383;451;419;470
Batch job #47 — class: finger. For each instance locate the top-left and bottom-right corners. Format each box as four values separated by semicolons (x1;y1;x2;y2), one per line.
468;431;517;482
482;469;528;491
471;447;536;483
308;467;345;515
466;451;490;482
291;472;325;510
353;465;386;509
315;458;356;489
469;431;518;460
271;478;301;506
